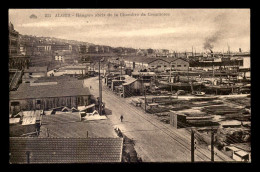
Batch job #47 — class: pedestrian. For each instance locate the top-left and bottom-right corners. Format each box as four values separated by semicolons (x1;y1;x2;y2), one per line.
120;115;124;122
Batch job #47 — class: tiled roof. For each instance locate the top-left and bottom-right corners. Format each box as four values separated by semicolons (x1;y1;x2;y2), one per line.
9;81;91;99
9;137;123;164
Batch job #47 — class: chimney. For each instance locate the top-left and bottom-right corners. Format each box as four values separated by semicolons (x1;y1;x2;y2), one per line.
210;49;214;58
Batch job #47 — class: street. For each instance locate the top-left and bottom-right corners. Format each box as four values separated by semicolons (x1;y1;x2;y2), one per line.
84;77;233;162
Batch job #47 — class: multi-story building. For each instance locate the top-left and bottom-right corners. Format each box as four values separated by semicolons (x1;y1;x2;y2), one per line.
9;22;30;70
79;44;87;54
37;45;52;53
9;22;19;56
88;45;97;53
54;51;65;62
51;44;72;52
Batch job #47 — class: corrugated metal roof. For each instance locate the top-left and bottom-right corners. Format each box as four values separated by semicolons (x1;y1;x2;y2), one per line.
9;137;123;163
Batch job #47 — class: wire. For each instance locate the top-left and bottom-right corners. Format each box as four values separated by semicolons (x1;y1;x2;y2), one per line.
94;71;242;161
102;85;212;161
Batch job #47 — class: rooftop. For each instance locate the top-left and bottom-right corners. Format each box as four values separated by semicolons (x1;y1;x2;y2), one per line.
122;75;137;86
33;76;78;82
9;137;123;163
231;143;251;152
62;65;87;70
39;112;117;138
123;56;189;64
24;66;48;73
10;80;91;100
123;56;167;64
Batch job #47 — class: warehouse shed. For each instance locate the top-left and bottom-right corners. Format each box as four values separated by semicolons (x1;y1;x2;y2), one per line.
9;80;91;113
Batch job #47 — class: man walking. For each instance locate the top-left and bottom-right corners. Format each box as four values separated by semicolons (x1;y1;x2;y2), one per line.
120;115;124;122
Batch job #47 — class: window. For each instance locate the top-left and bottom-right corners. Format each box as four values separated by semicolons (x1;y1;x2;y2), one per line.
36;100;41;104
184;65;187;67
11;102;20;106
177;65;181;67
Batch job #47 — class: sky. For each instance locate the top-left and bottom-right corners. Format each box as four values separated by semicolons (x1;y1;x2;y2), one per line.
9;9;250;52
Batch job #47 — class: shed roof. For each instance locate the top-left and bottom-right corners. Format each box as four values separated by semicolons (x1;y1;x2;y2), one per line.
122;76;137;86
234;150;249;157
9;81;91;100
123;56;189;64
123;56;167;64
34;76;78;82
9;137;123;163
24;66;48;73
62;65;87;70
231;143;251;152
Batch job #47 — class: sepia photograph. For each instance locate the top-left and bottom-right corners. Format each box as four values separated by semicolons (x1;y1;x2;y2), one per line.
8;8;251;163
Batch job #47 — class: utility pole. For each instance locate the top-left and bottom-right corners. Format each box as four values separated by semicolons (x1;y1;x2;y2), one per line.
211;129;215;162
46;128;49;137
191;129;195;162
170;61;172;93
108;61;110;74
142;77;147;113
144;84;147;113
99;59;102;115
192;46;194;57
26;151;30;164
120;61;122;80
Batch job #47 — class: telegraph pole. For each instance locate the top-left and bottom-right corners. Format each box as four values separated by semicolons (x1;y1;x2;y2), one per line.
192;46;194;57
191;129;195;162
211;129;215;162
108;61;110;74
26;151;30;164
142;77;147;113
170;61;172;93
144;83;147;113
99;59;102;115
120;59;122;80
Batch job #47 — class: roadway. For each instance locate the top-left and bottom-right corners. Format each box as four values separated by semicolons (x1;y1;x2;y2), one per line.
83;77;234;162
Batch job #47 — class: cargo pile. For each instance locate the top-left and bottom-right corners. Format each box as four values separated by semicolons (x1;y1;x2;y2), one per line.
201;105;247;115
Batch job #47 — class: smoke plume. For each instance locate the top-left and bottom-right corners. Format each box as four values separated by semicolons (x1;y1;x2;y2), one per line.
203;13;228;51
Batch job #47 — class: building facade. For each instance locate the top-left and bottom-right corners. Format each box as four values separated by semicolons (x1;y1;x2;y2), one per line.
169;58;189;71
9;22;20;56
9;80;91;113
